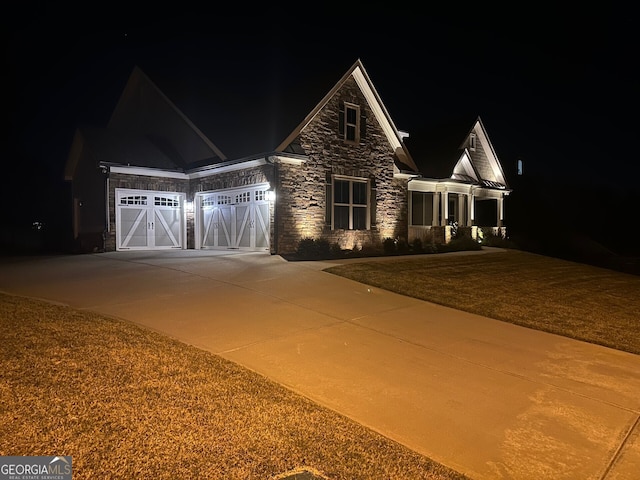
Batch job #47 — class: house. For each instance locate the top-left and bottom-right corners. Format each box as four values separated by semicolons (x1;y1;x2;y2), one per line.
64;59;511;254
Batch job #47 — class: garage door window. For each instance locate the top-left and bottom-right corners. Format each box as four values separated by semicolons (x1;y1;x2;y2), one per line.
120;195;148;205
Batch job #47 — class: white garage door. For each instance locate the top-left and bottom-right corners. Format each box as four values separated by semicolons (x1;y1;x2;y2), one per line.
196;185;270;251
116;189;185;250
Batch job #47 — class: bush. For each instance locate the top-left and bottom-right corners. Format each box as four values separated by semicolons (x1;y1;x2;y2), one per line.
382;237;396;255
296;237;332;260
296;237;317;259
396;238;409;254
411;238;424;254
330;242;344;258
440;235;482;252
479;228;516;248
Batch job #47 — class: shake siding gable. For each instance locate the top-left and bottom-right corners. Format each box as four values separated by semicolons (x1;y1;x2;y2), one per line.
470;136;493;181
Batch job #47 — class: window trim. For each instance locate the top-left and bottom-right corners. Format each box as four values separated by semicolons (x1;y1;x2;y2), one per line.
410;191;434;226
331;175;370;230
343;102;360;144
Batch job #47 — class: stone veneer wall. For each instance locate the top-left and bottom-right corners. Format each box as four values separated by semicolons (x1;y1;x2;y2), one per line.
274;76;410;254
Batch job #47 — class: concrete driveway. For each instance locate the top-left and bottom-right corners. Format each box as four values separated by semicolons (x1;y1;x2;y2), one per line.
1;250;639;480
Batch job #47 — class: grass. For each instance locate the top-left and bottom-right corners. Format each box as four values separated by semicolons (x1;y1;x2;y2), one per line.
0;293;469;480
324;248;640;355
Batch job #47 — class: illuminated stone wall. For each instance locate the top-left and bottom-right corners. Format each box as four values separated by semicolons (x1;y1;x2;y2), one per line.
274;76;409;254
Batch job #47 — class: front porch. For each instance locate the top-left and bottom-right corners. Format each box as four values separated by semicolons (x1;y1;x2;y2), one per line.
407;178;510;245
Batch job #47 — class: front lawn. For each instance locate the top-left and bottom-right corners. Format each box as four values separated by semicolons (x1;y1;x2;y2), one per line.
325;249;640;355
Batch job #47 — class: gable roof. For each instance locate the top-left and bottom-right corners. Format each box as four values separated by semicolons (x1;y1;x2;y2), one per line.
108;66;226;167
451;116;510;189
276;59;419;173
406;115;510;189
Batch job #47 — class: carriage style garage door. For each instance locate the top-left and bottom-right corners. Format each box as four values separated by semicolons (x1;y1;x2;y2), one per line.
115;189;185;250
196;185;270;251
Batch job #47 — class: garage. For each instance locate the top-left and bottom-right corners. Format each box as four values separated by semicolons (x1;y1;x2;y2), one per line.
115;189;186;250
195;185;270;251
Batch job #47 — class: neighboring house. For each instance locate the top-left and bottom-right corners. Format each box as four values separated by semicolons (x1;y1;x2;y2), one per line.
64;59;511;254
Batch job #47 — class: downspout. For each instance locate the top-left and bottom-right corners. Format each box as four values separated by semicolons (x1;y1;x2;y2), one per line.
100;163;109;253
266;155;278;255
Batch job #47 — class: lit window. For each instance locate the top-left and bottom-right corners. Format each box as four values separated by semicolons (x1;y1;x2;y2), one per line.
332;177;368;230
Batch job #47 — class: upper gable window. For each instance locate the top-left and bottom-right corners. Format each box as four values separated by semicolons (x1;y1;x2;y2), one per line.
469;133;477;151
339;102;364;144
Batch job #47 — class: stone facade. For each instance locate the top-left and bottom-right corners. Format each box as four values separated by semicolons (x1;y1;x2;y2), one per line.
273;76;409;254
97;66;422;255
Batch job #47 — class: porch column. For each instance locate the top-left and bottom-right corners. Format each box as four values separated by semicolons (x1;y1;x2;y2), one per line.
432;192;440;226
441;192;448;226
458;194;465;226
468;193;475;226
497;195;504;227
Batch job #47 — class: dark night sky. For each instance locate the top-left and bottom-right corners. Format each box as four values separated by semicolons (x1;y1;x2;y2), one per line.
5;10;638;234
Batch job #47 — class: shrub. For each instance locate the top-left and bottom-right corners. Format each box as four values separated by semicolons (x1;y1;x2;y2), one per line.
315;238;331;258
295;237;335;260
411;238;424;254
441;235;482;252
382;237;396;255
330;242;344;258
396;238;409;254
296;237;318;259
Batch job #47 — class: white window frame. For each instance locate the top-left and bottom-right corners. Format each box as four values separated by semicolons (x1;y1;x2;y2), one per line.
344;102;360;144
332;175;370;230
469;133;477;151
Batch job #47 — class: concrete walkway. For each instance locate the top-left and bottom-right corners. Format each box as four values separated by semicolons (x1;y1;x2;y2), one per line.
1;250;639;480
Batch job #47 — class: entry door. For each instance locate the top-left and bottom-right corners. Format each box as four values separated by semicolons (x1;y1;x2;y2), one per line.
197;186;270;250
116;189;184;250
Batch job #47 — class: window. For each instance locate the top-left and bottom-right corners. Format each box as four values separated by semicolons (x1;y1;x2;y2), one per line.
448;195;458;224
410;192;434;226
345;104;359;142
154;196;179;207
331;177;369;230
469;133;476;151
339;102;365;143
120;195;147;205
235;192;251;203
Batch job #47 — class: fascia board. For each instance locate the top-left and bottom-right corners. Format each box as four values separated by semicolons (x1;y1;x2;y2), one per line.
109;165;188;179
187;158;269;179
